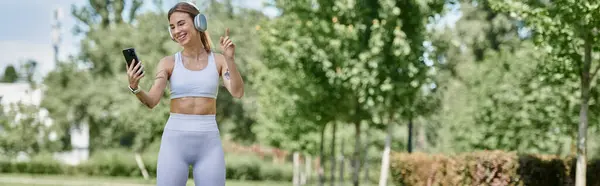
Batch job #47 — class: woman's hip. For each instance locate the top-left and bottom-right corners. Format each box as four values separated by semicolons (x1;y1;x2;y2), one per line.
164;113;219;132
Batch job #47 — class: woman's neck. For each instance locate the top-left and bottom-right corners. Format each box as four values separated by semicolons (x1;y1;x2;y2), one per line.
182;37;206;60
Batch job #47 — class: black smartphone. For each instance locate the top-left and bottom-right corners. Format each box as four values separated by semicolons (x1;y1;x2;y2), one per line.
122;48;143;74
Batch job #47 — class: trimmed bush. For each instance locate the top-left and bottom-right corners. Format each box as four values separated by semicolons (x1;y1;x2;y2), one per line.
224;153;293;181
390;150;600;186
0;149;293;182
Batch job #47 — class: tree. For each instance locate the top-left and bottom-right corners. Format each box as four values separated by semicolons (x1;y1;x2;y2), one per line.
257;1;371;185
488;1;600;185
424;0;561;155
345;0;443;185
1;65;18;83
0;101;59;158
257;7;350;186
258;1;445;186
21;60;38;87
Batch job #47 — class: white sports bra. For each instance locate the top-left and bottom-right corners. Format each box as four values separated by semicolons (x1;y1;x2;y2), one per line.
169;51;219;99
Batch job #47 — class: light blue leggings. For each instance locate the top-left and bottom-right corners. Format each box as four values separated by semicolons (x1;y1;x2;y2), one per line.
156;113;225;186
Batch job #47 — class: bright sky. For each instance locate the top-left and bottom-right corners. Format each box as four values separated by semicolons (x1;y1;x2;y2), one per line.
0;0;277;81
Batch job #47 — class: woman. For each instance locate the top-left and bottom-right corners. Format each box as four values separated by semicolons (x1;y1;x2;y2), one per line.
125;2;243;186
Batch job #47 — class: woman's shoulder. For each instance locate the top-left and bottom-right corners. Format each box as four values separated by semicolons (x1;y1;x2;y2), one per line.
159;54;177;64
159;55;176;64
157;55;176;72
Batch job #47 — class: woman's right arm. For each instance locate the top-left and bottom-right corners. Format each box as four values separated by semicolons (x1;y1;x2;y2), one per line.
127;57;172;109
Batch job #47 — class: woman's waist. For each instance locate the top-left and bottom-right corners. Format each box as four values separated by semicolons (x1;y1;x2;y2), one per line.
170;97;216;115
166;113;218;132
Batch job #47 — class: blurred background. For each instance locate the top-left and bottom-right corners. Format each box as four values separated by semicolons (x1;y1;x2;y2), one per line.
1;0;600;185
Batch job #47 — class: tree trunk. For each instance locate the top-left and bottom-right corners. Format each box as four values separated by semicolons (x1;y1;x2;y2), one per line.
294;152;301;186
408;116;413;153
304;155;312;185
363;127;370;184
330;122;338;186
417;119;427;151
378;116;393;186
575;32;592;186
352;122;361;186
339;139;345;186
319;124;327;186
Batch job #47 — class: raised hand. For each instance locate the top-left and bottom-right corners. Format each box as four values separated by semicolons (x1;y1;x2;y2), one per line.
126;60;144;89
219;28;235;58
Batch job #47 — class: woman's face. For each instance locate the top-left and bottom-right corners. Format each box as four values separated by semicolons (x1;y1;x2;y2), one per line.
169;12;198;46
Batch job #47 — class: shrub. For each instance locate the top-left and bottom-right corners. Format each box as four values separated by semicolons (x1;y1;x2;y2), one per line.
224;153;293;181
0;149;293;182
390;150;600;186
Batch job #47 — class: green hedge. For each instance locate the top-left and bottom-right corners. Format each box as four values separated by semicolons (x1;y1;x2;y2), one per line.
0;150;293;182
390;150;600;186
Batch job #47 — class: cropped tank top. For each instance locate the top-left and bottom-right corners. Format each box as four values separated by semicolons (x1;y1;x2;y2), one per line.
170;51;219;99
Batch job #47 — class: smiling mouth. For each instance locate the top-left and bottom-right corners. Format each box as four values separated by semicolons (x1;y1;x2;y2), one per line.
177;33;187;41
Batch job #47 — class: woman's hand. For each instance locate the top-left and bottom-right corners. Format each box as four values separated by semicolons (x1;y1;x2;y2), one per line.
126;60;144;89
220;28;235;59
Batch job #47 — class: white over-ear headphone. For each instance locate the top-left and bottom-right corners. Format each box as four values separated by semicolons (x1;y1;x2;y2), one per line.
168;1;208;41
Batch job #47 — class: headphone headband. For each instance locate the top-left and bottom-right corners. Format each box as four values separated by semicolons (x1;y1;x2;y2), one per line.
182;1;199;11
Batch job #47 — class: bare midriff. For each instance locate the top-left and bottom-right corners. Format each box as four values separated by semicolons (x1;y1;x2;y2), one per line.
170;97;217;115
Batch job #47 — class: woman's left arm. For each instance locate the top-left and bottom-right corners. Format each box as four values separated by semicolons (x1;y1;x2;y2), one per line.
219;28;244;98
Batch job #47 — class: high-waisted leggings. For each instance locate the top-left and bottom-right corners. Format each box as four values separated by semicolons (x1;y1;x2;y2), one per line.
156;113;225;186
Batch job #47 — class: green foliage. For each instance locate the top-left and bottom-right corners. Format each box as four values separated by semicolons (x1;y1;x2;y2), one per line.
1;65;18;83
463;42;580;154
0;102;60;158
255;0;446;153
256;0;357;152
487;0;600;183
487;0;600;87
21;60;38;86
225;154;293;181
0;149;293;182
0;153;66;175
425;0;592;156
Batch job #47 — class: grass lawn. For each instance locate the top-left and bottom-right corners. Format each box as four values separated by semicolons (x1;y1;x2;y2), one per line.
0;173;290;186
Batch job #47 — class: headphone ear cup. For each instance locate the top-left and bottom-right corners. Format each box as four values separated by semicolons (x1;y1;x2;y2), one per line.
194;14;208;32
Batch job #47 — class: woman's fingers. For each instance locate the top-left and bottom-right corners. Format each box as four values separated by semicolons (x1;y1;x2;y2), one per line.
134;61;141;71
126;60;144;80
135;71;145;80
221;36;230;46
136;64;144;75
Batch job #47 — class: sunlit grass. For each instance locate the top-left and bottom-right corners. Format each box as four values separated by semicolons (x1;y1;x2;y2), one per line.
0;173;290;186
